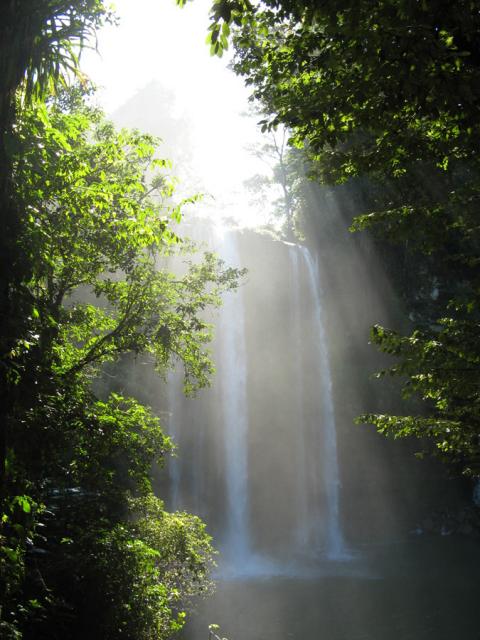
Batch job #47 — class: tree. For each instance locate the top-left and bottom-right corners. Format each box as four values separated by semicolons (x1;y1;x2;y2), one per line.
200;0;480;172
0;94;242;639
193;0;480;477
0;1;113;569
243;124;304;238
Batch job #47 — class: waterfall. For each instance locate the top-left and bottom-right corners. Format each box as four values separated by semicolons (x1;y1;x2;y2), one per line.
300;246;348;560
216;229;252;567
288;246;310;549
163;227;350;572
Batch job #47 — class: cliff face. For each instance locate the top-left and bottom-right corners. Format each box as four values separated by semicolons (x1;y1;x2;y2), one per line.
153;223;466;563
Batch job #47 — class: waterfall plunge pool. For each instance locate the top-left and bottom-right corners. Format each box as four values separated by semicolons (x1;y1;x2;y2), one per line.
183;536;480;640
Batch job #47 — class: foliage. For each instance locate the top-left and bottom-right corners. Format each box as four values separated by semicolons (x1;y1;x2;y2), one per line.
0;0;113;380
1;1;110;107
0;95;242;638
194;0;480;476
28;495;214;640
0;8;114;614
243;125;307;238
12;97;238;390
200;0;480;172
358;320;480;473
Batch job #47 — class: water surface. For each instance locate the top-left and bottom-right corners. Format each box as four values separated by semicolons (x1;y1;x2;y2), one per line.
183;537;480;640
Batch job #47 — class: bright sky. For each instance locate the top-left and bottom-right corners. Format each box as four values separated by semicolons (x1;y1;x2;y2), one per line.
82;0;270;227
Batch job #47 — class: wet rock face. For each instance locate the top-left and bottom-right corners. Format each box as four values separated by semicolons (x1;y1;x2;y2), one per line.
416;505;480;538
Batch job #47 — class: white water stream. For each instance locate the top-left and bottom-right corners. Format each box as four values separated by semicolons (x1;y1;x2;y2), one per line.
216;229;252;567
165;231;349;573
288;246;310;549
300;246;348;560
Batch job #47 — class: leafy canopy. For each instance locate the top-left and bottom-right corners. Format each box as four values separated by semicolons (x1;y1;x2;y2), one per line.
1;93;242;639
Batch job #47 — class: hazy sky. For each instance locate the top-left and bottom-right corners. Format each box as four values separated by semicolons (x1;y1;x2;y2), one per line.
82;0;271;227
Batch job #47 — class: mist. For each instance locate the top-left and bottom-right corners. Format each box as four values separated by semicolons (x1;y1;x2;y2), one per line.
82;4;480;639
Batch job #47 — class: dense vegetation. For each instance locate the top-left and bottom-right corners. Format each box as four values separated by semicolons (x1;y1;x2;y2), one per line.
0;3;243;638
198;0;480;478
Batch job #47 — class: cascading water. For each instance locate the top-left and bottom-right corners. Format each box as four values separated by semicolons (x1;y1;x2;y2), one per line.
164;227;349;572
300;246;348;560
288;246;310;550
216;228;252;568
